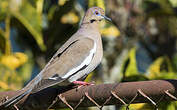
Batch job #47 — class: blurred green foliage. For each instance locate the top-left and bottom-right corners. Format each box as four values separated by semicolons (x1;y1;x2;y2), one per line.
0;0;177;110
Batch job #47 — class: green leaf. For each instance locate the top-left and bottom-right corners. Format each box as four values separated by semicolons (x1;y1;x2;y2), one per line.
0;0;8;21
144;0;175;16
166;102;177;110
0;29;5;52
11;1;46;51
18;50;34;83
122;47;138;77
169;0;177;7
122;75;149;82
147;56;177;79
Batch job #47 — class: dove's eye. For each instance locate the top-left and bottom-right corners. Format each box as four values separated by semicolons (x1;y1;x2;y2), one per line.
94;11;100;15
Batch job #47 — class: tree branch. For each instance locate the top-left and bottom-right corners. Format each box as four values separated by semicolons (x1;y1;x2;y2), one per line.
0;80;177;110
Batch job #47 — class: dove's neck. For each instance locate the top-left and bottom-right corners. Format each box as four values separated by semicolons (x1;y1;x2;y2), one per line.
79;22;100;35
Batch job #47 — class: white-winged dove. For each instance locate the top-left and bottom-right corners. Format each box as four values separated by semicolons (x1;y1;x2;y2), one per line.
1;7;111;107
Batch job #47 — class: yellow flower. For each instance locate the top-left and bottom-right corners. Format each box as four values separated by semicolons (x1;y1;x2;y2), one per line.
0;81;9;90
0;52;28;69
101;25;120;37
58;0;68;6
61;12;79;24
14;52;28;66
100;21;120;37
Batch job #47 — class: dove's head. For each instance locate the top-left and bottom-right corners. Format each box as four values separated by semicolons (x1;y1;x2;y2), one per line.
82;7;111;24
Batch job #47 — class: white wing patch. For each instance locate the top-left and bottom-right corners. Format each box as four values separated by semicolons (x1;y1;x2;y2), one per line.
48;77;58;80
62;42;97;79
48;75;59;80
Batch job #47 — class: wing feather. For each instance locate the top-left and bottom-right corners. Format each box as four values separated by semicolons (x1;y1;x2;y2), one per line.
31;37;95;92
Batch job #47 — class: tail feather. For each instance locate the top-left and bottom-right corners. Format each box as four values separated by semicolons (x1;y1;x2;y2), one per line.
0;89;31;108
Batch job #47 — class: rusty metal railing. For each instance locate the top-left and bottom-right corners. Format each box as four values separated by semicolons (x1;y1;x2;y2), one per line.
0;80;177;110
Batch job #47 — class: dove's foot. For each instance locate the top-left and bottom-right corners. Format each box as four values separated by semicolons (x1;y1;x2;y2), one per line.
72;81;94;86
72;81;94;90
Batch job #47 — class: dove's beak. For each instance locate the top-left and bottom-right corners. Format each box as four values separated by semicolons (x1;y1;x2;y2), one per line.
101;15;112;22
